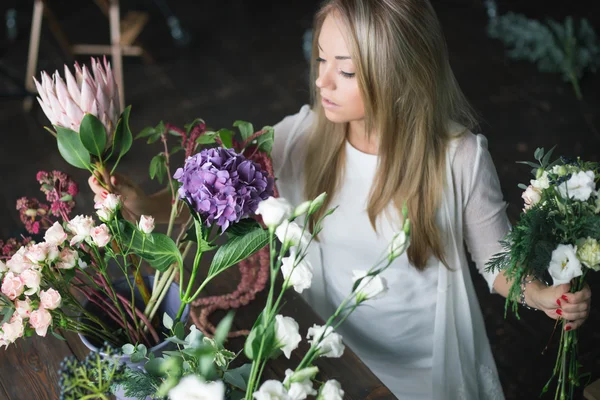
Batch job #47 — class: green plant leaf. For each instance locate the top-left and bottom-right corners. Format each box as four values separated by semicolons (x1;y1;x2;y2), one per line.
233;120;254;141
56;126;91;169
174;321;185;340
120;220;182;272
135;126;156;140
223;363;252;391
162;313;173;330
111;106;133;173
196;133;216;145
227;218;261;237
208;226;269;277
144;357;166;377
214;311;234;346
130;351;145;363
218;129;234;148
51;330;66;341
122;344;135;355
79;113;107;157
256;126;274;154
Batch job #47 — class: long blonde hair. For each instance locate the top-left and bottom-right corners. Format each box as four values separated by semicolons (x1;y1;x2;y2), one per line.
304;0;478;269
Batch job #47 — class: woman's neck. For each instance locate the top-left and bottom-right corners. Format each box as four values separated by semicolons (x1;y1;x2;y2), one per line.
347;120;378;155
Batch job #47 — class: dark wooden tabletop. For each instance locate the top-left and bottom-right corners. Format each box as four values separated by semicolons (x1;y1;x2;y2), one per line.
0;258;396;400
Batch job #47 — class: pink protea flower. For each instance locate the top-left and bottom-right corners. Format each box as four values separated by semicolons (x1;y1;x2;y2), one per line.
33;57;121;148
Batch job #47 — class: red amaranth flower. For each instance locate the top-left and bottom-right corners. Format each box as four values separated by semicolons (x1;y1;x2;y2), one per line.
0;237;33;259
36;170;78;218
16;197;50;234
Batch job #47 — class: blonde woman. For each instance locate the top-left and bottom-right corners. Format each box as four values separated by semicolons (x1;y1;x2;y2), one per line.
89;0;592;398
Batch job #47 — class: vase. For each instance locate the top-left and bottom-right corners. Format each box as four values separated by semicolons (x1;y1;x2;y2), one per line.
78;275;190;400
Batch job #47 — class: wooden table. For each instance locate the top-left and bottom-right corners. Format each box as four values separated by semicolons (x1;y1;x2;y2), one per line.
0;258;396;400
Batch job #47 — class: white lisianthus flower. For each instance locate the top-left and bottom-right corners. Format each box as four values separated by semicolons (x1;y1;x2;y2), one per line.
281;250;313;294
306;324;345;358
531;170;550;191
276;221;311;248
292;200;311;218
307;192;327;215
44;222;67;246
548;244;583;285
274;315;302;359
284;368;317;400
67;215;95;245
522;185;542;211
20;269;42;295
56;248;79;270
168;375;225;400
558;170;596;202
317;380;345;400
253;380;290;400
95;206;112;223
138;215;155;234
552;165;568;176
576;237;600;271
256;197;293;229
594;196;600;214
90;224;112;247
0;260;6;273
352;270;388;303
387;231;409;260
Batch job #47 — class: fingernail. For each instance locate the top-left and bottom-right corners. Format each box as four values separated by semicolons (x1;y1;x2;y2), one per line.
93;177;97;183
556;309;562;316
561;295;569;301
565;325;572;331
556;299;561;306
101;191;108;198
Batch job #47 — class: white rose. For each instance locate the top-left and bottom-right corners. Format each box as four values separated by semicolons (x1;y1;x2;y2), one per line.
558;170;596;202
253;380;290;400
284;368;317;400
56;248;79;270
256;197;293;228
40;288;62;310
15;298;32;319
6;247;33;274
306;325;345;358
522;185;542;211
0;260;6;273
276;221;311;248
352;270;388;302
168;375;225;400
95;206;112;223
20;269;42;295
46;244;60;263
1;272;24;300
25;243;48;264
67;215;95;245
317;380;344;400
531;171;550;191
138;215;155;234
280;250;313;294
90;224;111;247
387;231;409;260
1;315;24;344
548;244;583;285
576;237;600;271
103;193;121;210
44;222;67;246
274;315;301;359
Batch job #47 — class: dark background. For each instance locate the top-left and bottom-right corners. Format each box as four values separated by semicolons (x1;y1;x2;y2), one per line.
0;0;599;398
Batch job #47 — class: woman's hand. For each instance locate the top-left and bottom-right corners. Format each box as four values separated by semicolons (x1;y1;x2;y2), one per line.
88;173;148;222
531;281;592;331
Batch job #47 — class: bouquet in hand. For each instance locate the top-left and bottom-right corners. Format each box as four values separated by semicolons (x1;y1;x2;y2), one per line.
486;147;599;399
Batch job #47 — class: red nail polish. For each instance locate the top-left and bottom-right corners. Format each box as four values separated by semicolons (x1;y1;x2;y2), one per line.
565;325;572;331
561;295;569;301
556;309;562;316
101;191;108;198
556;299;561;306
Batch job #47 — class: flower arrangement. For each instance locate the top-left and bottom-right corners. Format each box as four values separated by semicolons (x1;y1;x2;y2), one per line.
1;57;414;399
486;147;599;399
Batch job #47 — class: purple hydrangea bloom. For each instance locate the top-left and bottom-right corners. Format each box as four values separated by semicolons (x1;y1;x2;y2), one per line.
173;147;274;231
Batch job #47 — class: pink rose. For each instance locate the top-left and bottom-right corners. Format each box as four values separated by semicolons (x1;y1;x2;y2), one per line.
1;315;24;343
15;298;32;318
44;222;67;246
25;243;49;264
56;248;78;270
6;247;33;274
67;215;95;245
522;185;541;212
138;215;155;234
1;272;24;300
90;224;111;247
40;288;62;310
29;308;52;337
20;269;41;295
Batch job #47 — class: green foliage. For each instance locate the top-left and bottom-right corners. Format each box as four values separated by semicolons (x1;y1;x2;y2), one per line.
115;368;162;400
488;13;600;99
